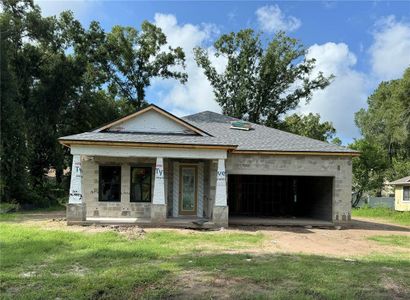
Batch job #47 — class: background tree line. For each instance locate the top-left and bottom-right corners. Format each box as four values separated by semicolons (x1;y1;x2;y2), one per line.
0;0;187;207
3;0;388;209
350;68;410;206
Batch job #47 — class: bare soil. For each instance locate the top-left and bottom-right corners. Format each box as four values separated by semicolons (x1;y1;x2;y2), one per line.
166;270;270;300
225;217;410;257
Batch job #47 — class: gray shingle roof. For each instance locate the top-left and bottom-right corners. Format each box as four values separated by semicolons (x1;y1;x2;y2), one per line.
389;176;410;185
60;109;358;154
181;111;357;153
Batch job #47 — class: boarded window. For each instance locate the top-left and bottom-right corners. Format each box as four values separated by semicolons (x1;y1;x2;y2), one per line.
130;167;152;202
99;166;121;202
404;187;410;201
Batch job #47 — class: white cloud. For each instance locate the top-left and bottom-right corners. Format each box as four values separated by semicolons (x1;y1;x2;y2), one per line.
296;43;369;141
370;16;410;80
255;5;301;33
151;13;226;116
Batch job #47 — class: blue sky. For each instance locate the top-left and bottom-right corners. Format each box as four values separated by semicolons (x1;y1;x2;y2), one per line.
37;1;410;144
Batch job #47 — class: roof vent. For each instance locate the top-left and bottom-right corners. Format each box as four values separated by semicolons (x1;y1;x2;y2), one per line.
230;120;252;131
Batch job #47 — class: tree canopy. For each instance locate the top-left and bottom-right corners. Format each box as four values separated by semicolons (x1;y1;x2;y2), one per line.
101;23;187;108
278;113;336;142
0;0;187;206
350;67;410;203
194;29;333;127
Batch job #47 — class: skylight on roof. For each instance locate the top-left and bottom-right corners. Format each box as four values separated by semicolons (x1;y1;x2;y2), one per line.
230;121;253;131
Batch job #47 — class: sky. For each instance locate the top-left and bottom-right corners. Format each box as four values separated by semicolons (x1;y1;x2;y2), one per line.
36;0;410;144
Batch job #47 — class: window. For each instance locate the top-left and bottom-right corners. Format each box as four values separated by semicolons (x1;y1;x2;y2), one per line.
130;167;152;202
99;166;121;202
404;186;410;202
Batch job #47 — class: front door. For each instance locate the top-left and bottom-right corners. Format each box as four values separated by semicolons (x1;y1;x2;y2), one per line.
179;165;197;215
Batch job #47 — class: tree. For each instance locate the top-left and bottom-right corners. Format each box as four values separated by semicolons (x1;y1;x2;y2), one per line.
331;137;342;146
100;22;188;108
351;67;410;202
194;29;333;126
355;70;410;163
349;139;388;207
0;24;29;202
0;1;189;206
278;113;336;142
355;67;410;181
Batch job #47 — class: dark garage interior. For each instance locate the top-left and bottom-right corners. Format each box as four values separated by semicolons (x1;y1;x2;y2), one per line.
228;175;333;223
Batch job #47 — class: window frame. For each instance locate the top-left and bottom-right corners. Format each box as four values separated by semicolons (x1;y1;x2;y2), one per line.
130;166;152;203
98;165;122;202
403;186;410;202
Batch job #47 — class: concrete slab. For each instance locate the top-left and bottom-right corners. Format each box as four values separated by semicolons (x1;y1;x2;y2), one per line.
229;216;333;227
83;217;151;225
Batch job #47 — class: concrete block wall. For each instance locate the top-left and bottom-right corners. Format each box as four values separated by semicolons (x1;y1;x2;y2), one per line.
226;154;353;223
82;156;156;219
203;160;211;218
167;159;174;217
81;156;214;221
209;160;217;217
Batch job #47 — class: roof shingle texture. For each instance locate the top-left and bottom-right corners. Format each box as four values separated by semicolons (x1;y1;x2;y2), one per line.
60;110;357;153
389;176;410;185
182;111;357;153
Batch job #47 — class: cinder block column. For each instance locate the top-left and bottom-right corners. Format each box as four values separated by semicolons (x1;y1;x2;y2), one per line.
67;154;86;224
151;157;167;223
213;159;228;227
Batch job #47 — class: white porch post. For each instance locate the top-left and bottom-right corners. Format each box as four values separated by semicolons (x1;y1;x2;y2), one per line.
153;157;165;204
215;159;227;206
67;154;86;224
151;157;167;222
213;158;228;227
69;155;83;203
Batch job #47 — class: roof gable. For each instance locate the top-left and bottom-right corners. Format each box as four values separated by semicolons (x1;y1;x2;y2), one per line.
94;105;210;136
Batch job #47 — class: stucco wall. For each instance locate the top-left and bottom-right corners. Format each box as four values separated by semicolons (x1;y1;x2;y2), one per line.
394;185;410;211
226;154;353;223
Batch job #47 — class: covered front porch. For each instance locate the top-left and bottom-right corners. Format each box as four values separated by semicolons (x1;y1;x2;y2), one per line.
66;144;229;228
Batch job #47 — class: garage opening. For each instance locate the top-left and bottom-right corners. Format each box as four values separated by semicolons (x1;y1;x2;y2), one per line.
228;175;333;225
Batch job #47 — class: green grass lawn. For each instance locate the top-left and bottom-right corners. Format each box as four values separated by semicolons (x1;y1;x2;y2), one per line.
369;235;410;248
352;207;410;226
1;222;409;299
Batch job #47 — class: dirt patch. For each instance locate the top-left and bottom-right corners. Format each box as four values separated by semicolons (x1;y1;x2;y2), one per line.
166;270;269;299
223;219;410;258
110;225;146;240
381;276;408;300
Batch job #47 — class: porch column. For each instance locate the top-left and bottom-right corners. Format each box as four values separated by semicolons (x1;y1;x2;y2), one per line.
67;155;86;223
151;157;167;223
215;159;227;206
213;159;229;227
